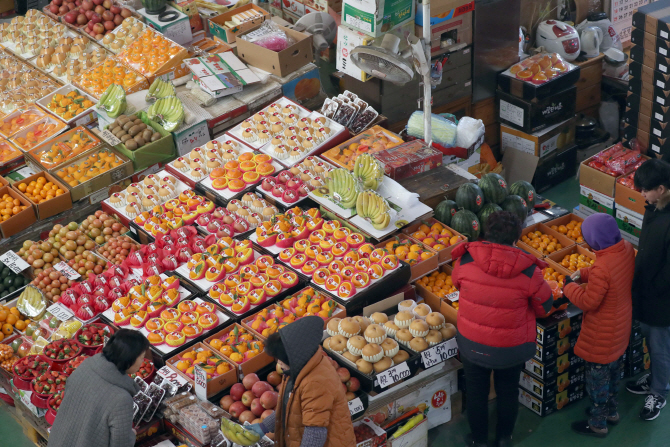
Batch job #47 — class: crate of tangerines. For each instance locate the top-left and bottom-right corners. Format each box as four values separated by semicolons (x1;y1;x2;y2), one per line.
167;343;238;398
546;214;586;244
205;324;273;376
402;217;466;263
375;233;438;281
0;186;36;237
517;223;574;258
415;265;459;309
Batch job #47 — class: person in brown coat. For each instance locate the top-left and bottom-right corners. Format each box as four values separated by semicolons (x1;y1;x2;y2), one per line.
555;213;635;438
248;316;355;447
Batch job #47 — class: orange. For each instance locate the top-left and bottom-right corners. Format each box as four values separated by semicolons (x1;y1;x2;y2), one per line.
0;310;6;322
5;314;17;325
1;324;11;335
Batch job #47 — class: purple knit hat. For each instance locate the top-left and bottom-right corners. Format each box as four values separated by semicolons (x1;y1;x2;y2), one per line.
581;213;622;251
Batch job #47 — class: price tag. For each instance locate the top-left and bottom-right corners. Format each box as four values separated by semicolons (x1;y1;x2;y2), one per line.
348;397;364;416
54;261;81;280
156;365;188;389
193;365;207;401
0;251;30;274
421;338;459;369
375;362;411;389
445;291;459;302
89;188;110;204
103;335;109;346
47;302;74;321
100;129;122;146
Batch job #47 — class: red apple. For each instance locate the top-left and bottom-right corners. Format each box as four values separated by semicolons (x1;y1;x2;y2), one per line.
230;383;246;401
229;401;247;419
103;20;115;30
94;4;104;14
372;412;386;425
49;4;60;13
120;7;131;17
102;0;111;8
337;367;350;383
53;0;62;5
64;11;76;22
252;381;273;398
241;390;255;407
238;410;255;425
109;4;120;13
219;395;234;411
92;0;102;5
250;398;264;417
76;13;87;24
113;14;123;25
261;409;274;421
346;377;360;392
341;383;348;394
90;12;101;22
243;373;259;390
81;0;92;9
92;22;105;34
101;10;113;21
267;371;282;387
66;3;75;10
59;5;69;13
260;390;278;409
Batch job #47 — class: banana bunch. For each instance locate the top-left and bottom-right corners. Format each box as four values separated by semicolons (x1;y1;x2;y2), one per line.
353;153;384;190
357;190;391;230
97;84;126;118
327;168;359;209
220;418;261;446
147;96;184;132
146;78;176;103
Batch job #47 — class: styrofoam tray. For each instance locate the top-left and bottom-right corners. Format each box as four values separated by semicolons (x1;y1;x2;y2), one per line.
36;84;97;127
27;40;107;83
175;250;263;293
307;190;357;219
6;29;80;59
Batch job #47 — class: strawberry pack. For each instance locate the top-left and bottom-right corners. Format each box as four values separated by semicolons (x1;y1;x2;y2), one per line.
33;371;68;396
43;339;81;361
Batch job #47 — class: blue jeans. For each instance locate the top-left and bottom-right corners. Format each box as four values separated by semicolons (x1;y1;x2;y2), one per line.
585;358;623;430
641;323;670;398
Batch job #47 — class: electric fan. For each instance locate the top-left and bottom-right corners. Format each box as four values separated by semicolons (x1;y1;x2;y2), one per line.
349;0;433;143
294;12;338;52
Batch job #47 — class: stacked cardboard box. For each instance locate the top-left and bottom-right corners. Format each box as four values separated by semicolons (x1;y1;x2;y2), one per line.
518;306;586;417
623;320;651;378
626;1;670;157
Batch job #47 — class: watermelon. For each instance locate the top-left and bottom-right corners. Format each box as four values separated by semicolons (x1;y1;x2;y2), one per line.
434;199;458;226
451;210;480;240
477;203;502;234
509;180;536;210
455;183;485;213
479;173;508;204
500;195;528;223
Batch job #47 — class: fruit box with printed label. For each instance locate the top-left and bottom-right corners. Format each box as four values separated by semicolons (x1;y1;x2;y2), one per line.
414;0;473;57
519;369;585;402
623;108;670;144
497;86;577;134
535;305;583;347
500;118;575;158
525;349;585;382
11;171;72;220
515;222;575;259
630;44;670;75
354;418;387;447
519;382;585;417
415;263;458;326
236;25;314;78
498;62;581;101
629;61;670;103
204;324;273;376
628;338;647;361
401;216;467;264
0;185;37;238
166;342;238;398
531;144;578;194
535;334;577;363
631;324;644;343
615;206;643;239
342;0;415;38
615;172;648;217
207;4;270;44
392;369;457;429
372;140;442;181
625;92;669;124
375;233;439;282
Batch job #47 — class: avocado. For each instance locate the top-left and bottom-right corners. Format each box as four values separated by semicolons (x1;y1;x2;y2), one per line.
3;277;11;287
8;286;16;293
14;276;25;287
0;290;7;298
0;267;8;277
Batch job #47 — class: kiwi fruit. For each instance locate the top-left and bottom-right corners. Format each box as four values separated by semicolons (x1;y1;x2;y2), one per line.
128;125;141;136
117;115;129;125
128;115;137;121
125;139;138;151
137;123;147;132
112;128;125;138
122;121;134;131
150;132;161;142
133;119;143;126
120;134;132;142
142;129;153;141
133;136;146;147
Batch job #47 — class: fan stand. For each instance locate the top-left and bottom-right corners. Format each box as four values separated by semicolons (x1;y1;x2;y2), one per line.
420;0;432;146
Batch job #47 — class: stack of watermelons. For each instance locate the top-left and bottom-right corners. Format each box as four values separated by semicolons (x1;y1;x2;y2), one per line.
433;174;536;241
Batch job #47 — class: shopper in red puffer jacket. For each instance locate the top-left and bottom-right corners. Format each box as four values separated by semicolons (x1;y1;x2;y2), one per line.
451;211;552;447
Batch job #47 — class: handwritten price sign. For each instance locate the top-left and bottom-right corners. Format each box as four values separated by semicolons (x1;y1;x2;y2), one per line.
156;366;189;389
0;251;30;274
47;303;74;322
421;338;459;369
54;261;81;280
376;362;410;389
445;291;459;302
193;365;208;401
348;397;364;416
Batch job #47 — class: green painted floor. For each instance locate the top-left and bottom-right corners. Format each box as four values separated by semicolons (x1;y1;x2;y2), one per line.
541;177;581;213
0;404;35;447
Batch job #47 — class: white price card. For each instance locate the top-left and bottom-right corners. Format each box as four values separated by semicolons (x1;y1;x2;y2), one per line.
421;338;459;369
375;362;411;389
348;397;364;416
156;365;189;389
445;291;459;302
0;251;30;274
193;365;208;401
54;261;81;280
47;302;74;321
100;129;122;146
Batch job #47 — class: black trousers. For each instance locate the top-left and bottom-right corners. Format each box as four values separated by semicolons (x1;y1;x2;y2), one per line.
462;356;524;444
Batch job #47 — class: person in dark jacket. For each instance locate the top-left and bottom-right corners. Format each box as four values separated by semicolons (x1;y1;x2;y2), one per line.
248;316;355;447
625;158;670;421
452;211;553;447
48;329;150;447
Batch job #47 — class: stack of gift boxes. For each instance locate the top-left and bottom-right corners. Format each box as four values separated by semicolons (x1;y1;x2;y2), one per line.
622;320;651;378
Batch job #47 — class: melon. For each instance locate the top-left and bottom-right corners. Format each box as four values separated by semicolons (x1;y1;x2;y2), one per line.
477;203;502;234
434;199;458;226
479;173;508;204
455;183;485;213
509;180;536;210
500;195;528;223
451;209;481;241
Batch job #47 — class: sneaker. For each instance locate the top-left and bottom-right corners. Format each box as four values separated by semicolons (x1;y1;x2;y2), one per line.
640;395;666;421
627;374;651;395
465;433;488;447
584;407;620;425
571;420;607;438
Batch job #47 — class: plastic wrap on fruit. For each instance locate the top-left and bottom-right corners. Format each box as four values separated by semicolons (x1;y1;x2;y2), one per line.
59;289;78;307
162;275;180;291
156;233;174;250
107;276;123;289
407;111;457;146
105;264;129;280
607;150;642;176
162;254;180;271
108;287;125;301
617;173;637;189
594;143;629;164
59;319;82;337
456;117;485;149
92;284;111;298
126;249;146;268
30;337;48;355
239;20;294;52
143;261;165;278
353;153;384;191
16;285;47;319
73;280;94;296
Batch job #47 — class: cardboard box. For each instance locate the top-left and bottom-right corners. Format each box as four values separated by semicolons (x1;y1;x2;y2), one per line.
516;223;575;259
375;233;438;281
623;109;670;141
184;52;261;99
236;25;313;77
336;22;415;82
341;0;414;37
629;60;670;93
0;185;36;237
415;0;473;56
580;184;616;215
616;205;644;238
520;369;585;401
500;118;576;157
388;418;428;447
12;171;72;219
632;2;670;40
354;418;387;447
631;27;670;55
525;349;585;382
535;335;577;363
615;180;647;216
166;342;237;398
535;305;583;347
497;66;581;101
26;127;104;174
401;216;466;263
208;4;270;44
630;44;670;74
434;59;471;93
546;244;597;275
283;0;305;17
372;140;442;180
169;0;204;32
432;78;472;110
204;324;273;375
139;6;193;45
107;115;176;171
531;144;578;193
392;370;457;429
497;86;577;134
579;153;621;198
519;382;585;417
416;263;458;326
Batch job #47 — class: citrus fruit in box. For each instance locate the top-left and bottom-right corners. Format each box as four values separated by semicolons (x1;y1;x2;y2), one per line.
0;142;21;164
520;230;563;255
12;121;62;150
417;271;458;307
382;236;434;265
34;129;100;169
410;221;462;250
47;90;94;122
211;326;264;364
0;193;28;222
560;253;595;272
551;220;584;243
0;110;42;136
56;149;124;187
0;304;30;340
16;176;66;204
543;267;566;289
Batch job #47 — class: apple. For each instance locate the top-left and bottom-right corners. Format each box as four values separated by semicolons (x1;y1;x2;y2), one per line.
89;11;101;22
260;390;278;409
267;371;282;387
94;4;104;14
66;3;76;10
346;377;360;392
92;0;102;5
243;373;259;390
336;367;350;383
92;22;105;34
53;0;62;5
250;398;264;417
113;14;123;25
102;0;111;8
346;392;356;401
230;383;246;401
104;20;115;30
101;10;113;20
219;395;234;411
261;409;274;422
229;401;247;419
59;5;69;13
76;13;87;24
372;412;386;425
81;0;92;9
64;11;76;22
49;4;60;13
252;381;273;398
109;4;120;13
120;7;132;17
239;410;255;425
241;390;255;407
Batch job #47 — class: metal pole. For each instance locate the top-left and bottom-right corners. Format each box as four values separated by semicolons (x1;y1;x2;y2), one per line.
422;0;432;146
